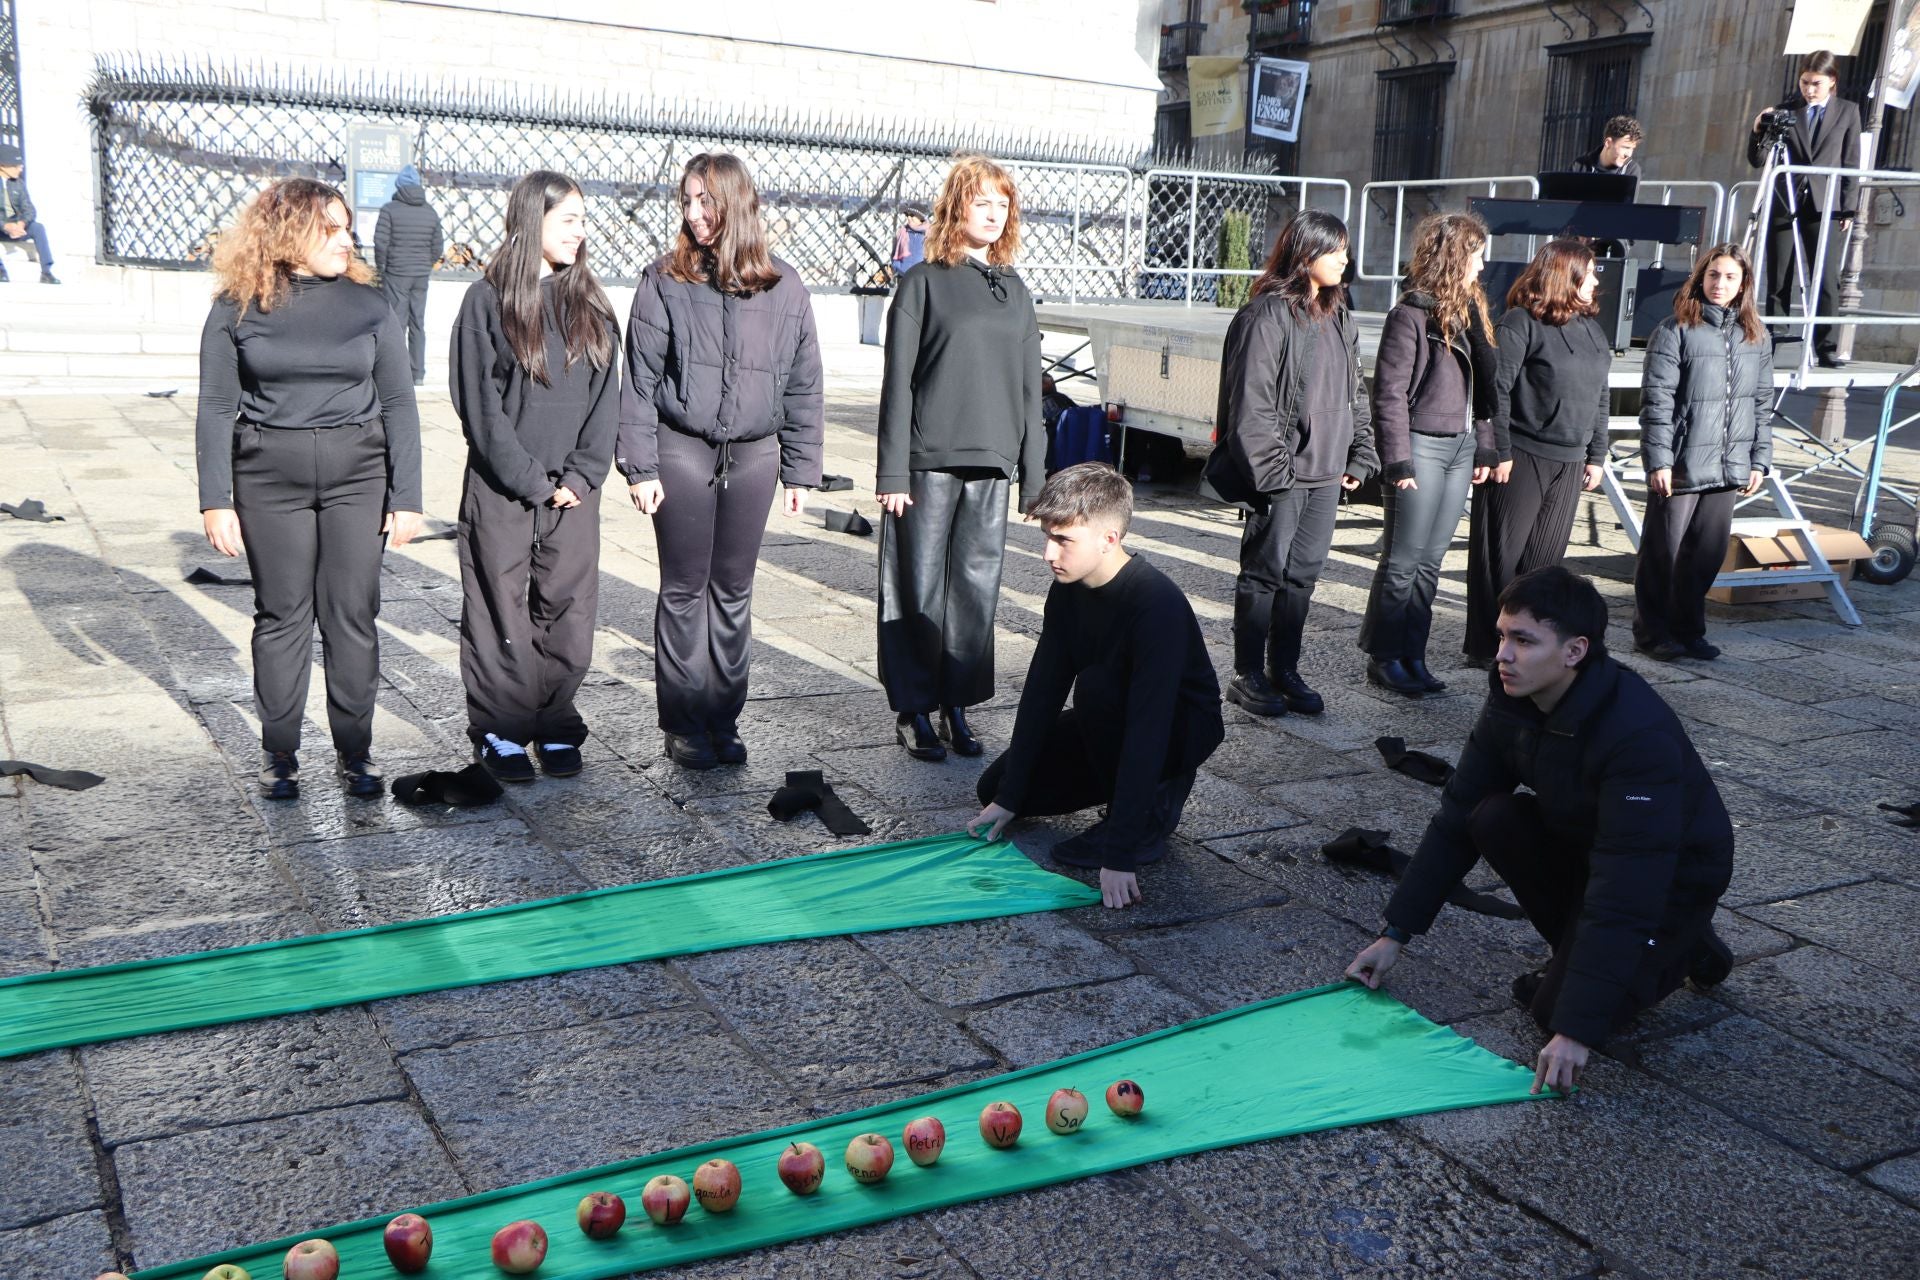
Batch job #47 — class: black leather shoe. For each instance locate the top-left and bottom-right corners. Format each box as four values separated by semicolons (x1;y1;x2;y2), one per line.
710;729;747;766
896;713;947;762
1816;351;1849;369
1511;967;1547;1012
1366;658;1427;698
259;750;300;801
937;706;983;757
1224;671;1287;717
1272;670;1324;716
534;743;584;777
336;751;384;797
1687;926;1734;987
1405;657;1447;693
1681;638;1721;661
1637;639;1687;662
663;731;719;771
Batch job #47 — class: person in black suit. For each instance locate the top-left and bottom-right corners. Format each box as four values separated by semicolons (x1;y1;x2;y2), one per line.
1748;49;1863;367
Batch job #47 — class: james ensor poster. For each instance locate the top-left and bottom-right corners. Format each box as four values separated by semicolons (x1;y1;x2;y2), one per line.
1249;58;1309;144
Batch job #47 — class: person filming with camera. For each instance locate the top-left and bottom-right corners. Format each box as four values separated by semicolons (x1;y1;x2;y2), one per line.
1748;49;1862;368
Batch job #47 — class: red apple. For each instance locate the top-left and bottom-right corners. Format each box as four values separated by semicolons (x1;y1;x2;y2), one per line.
1106;1079;1145;1117
282;1239;339;1280
845;1132;895;1184
693;1158;742;1213
902;1114;946;1167
1045;1087;1090;1135
575;1191;626;1239
490;1220;548;1274
201;1267;251;1280
642;1173;691;1225
777;1141;826;1195
382;1213;434;1272
979;1100;1023;1148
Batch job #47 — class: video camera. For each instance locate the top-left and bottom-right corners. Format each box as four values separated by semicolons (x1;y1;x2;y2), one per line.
1757;107;1798;144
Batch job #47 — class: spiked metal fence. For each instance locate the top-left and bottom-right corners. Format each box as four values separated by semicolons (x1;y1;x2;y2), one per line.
83;58;1337;298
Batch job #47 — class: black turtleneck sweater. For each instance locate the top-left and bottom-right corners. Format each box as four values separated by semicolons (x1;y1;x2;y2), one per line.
194;274;423;510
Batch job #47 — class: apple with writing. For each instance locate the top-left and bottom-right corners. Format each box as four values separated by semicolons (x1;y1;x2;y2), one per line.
642;1173;691;1225
201;1268;250;1280
575;1191;626;1239
282;1239;339;1280
382;1213;434;1272
490;1220;548;1274
777;1141;826;1195
1045;1087;1090;1135
845;1132;895;1184
902;1115;946;1167
1106;1079;1145;1117
979;1100;1022;1148
693;1158;742;1213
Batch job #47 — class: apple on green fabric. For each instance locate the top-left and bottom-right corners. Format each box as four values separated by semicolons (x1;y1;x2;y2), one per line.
1045;1087;1090;1134
576;1191;626;1239
383;1213;433;1272
979;1100;1023;1148
693;1159;742;1213
777;1141;826;1195
902;1115;946;1166
1106;1079;1145;1116
845;1133;895;1184
281;1239;339;1280
490;1220;548;1273
642;1174;691;1225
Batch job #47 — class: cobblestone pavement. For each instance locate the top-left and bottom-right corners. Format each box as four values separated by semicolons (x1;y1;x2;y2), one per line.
2;337;1918;1279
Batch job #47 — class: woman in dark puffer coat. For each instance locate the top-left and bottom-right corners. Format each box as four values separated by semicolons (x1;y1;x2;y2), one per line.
1633;243;1772;661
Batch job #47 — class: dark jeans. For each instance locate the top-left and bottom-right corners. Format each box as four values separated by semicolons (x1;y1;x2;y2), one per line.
1464;449;1585;662
1359;431;1476;661
1233;482;1340;674
380;273;430;382
458;465;600;749
652;429;780;737
877;467;1009;713
0;219;53;271
231;420;389;756
1764;214;1841;355
1633;487;1737;649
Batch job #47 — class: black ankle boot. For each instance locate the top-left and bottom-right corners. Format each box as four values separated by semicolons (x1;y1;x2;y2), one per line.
1404;657;1446;693
664;731;719;771
1366;658;1427;698
1272;670;1324;715
937;706;982;757
896;712;947;762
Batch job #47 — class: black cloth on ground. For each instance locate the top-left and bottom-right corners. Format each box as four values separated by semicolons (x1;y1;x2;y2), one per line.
822;508;872;536
0;760;106;791
1;498;62;521
1374;736;1455;786
768;770;872;836
185;567;252;587
392;763;504;808
1320;827;1523;919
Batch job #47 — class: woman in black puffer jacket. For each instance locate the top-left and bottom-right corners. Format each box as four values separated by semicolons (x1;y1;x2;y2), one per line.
1633;243;1772;661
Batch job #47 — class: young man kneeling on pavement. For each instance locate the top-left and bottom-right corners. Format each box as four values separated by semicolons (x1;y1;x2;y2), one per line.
1344;566;1734;1092
970;463;1225;909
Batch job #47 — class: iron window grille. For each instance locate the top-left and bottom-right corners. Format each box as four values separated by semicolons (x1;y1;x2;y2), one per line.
1539;33;1651;172
1247;0;1312;52
0;0;21;159
1373;63;1455;183
1379;0;1455;25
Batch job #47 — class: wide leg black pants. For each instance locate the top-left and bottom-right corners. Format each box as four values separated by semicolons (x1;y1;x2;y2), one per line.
1633;487;1736;649
1232;482;1339;675
877;467;1009;713
1464;450;1585;662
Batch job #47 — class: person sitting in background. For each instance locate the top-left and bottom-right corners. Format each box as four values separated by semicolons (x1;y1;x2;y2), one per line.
1571;116;1644;178
0;144;58;284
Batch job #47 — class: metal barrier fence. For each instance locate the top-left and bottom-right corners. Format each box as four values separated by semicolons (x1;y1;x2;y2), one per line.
1355;175;1540;281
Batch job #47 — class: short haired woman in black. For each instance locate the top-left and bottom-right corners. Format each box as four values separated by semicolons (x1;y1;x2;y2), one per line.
1208;209;1378;717
196;178;423;800
451;170;620;782
875;155;1045;761
1634;244;1771;661
1359;211;1498;698
617;153;823;770
1463;239;1610;667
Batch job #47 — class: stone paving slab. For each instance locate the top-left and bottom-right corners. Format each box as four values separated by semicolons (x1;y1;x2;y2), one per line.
370;961;692;1052
0;889;48;977
1742;879;1920;982
1714;945;1920;1090
0;1209;119;1280
0;1052;102;1230
959;974;1204;1069
857;913;1137;1008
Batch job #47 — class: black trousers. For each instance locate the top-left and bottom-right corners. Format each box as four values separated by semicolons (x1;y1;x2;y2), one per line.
1464;450;1585;662
652;429;779;737
231;420;389;756
1359;431;1476;662
1633;487;1737;649
1232;482;1339;675
458;465;600;750
1471;793;1709;1042
381;273;430;382
1763;215;1840;356
878;467;1009;713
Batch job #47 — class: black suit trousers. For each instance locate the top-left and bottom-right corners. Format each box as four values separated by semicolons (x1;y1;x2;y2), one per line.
877;467;1009;713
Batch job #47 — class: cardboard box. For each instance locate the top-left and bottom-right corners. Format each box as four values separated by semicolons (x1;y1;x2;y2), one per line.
1707;524;1873;604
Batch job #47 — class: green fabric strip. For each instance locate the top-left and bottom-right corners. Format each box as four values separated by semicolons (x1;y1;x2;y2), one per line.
132;984;1550;1279
0;833;1099;1058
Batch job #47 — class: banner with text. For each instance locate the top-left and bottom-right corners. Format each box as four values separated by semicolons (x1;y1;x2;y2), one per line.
1249;57;1310;144
1188;56;1246;137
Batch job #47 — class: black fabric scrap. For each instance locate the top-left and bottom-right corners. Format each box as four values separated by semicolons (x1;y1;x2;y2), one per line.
1321;826;1524;920
186;567;253;587
1877;801;1920;829
411;520;459;542
768;769;872;836
818;474;855;492
0;760;106;791
146;389;179;398
1375;736;1455;787
392;762;505;808
822;508;873;537
1;498;63;522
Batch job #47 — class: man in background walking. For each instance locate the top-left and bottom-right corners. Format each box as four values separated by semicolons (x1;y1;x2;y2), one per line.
375;164;443;385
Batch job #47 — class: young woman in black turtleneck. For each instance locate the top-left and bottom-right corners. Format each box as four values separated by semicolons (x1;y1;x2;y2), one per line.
876;155;1045;762
451;170;621;783
195;178;422;802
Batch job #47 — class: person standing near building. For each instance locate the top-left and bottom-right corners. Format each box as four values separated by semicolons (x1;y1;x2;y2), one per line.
1633;244;1771;662
876;155;1044;761
1206;210;1378;718
891;206;928;277
451;171;620;783
618;153;823;771
0;144;58;284
195;178;423;800
1359;212;1498;698
375;164;444;386
1463;240;1610;667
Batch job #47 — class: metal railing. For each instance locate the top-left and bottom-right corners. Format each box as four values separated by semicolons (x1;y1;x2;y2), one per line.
1637;180;1725;266
1379;0;1456;22
1141;170;1351;304
1356;175;1540;281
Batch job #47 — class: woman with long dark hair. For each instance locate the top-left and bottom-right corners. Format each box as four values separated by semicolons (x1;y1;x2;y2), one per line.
1634;244;1771;661
875;154;1045;761
1463;239;1611;666
1206;209;1378;718
1359;211;1499;697
617;153;823;770
195;178;422;800
451;170;621;782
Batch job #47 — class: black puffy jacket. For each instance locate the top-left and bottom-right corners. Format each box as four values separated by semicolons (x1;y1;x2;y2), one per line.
374;184;444;278
1639;307;1774;494
1385;657;1733;1049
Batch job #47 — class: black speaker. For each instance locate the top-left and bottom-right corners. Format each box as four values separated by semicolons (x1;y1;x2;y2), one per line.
1483;257;1638;352
1630;266;1693;341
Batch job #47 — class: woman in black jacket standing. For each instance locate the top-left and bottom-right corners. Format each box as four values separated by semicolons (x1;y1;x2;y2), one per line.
1359;211;1498;697
452;170;621;782
1463;239;1611;666
1634;244;1772;661
876;155;1045;761
1207;210;1378;718
618;153;823;770
196;178;423;800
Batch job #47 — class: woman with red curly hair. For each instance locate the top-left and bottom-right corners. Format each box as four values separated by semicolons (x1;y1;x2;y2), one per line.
1462;239;1611;666
875;155;1045;762
195;178;423;801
